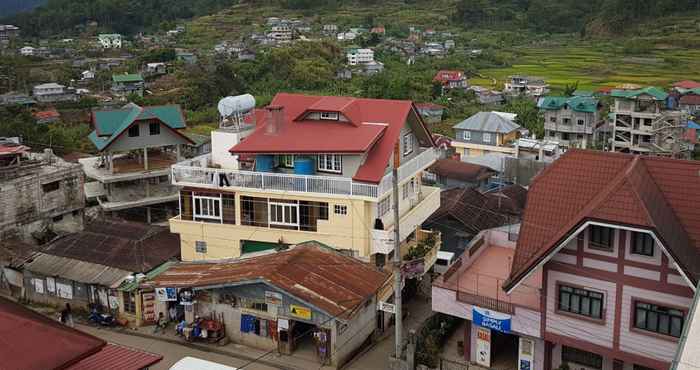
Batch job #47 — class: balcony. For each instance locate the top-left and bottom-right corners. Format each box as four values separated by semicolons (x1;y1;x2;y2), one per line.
171;147;439;200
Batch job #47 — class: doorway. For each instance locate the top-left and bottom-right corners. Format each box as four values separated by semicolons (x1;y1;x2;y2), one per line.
490;331;519;370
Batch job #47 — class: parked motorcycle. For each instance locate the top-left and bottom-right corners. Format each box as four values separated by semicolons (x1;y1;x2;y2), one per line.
89;309;116;326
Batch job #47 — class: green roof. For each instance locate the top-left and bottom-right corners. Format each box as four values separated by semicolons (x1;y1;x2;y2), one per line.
112;73;143;83
537;96;599;113
89;104;189;151
118;261;176;292
610;86;668;101
572;90;594;97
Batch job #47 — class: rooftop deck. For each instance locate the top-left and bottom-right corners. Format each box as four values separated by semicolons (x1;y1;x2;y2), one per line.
80;155;172;183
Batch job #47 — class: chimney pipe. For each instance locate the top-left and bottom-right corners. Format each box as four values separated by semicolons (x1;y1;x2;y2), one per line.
265;105;284;135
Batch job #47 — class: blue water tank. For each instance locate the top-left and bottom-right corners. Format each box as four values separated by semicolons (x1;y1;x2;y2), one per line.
255;155;275;172
293;157;316;175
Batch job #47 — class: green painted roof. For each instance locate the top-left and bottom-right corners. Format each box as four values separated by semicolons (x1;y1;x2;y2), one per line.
537;96;599;113
112;73;143;83
118;261;176;292
610;86;668;101
89;104;189;151
572;90;594;97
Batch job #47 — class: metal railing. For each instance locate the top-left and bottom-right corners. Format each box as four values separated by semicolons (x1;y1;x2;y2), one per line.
456;290;515;315
171;147;438;199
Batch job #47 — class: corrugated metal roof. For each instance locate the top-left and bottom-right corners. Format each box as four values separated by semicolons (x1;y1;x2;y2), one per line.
23;253;132;288
118;261;175;292
453;111;520;133
67;343;162;370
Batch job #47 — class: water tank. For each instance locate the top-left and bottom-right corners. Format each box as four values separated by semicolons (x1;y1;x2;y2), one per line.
293;157;316;175
255;155;275;172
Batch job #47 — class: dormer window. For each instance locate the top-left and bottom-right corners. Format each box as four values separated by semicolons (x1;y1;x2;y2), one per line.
320;111;339;120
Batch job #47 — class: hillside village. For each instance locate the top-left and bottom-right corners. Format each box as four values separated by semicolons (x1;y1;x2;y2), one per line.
3;1;700;370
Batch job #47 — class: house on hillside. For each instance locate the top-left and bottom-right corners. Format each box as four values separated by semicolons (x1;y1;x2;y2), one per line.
504;75;550;98
538;95;602;149
470;86;504;105
97;34;122;48
19;46;35;56
111;73;144;97
0;25;20;45
32;109;60;124
679;93;700;115
451;111;522;158
433;70;469;94
346;48;374;66
33;83;77;103
415;103;446;124
424;158;496;190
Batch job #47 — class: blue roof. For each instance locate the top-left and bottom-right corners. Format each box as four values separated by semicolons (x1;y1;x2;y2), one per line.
688;121;700;130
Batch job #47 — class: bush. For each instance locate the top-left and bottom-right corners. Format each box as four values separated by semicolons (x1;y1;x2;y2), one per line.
415;313;461;367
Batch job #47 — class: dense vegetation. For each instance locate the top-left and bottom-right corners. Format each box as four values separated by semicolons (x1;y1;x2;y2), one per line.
0;0;45;17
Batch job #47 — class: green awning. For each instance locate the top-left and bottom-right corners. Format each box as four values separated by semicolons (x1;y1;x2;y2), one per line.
241;240;286;254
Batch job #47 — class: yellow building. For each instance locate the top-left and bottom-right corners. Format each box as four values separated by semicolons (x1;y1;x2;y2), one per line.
169;93;441;270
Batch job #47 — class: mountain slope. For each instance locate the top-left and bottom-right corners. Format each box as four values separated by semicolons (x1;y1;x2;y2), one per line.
0;0;45;17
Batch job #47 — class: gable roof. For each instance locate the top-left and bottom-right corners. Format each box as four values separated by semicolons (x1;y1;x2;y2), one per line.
89;104;191;151
453;111;521;133
112;73;143;83
229;93;435;183
673;80;700;89
151;241;390;320
610;86;668;101
504;150;700;292
39;219;180;273
538;96;599;113
433;70;465;83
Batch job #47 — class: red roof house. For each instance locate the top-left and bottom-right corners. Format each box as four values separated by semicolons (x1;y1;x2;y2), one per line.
433;70;466;84
673;80;700;90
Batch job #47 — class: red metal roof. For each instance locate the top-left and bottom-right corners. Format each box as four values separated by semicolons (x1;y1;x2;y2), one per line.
674;80;700;89
67;344;163;370
415;102;447;110
504;150;700;291
680;94;700;105
433;70;465;83
32;109;60;120
0;144;30;155
229;93;434;183
152;241;390;320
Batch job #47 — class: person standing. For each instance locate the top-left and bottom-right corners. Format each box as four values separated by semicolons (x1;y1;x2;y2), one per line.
60;303;74;327
169;305;177;322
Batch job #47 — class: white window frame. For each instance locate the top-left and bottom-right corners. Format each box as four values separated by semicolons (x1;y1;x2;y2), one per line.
193;195;223;222
320;111;339;120
318;154;342;173
463;131;471;141
402;178;415;200
280;154;295;168
483;132;492;143
377;196;391;218
403;133;414;155
334;204;348;215
269;201;300;227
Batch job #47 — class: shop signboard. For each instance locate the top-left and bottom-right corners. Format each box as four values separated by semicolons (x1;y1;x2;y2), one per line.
278;318;289;331
476;326;491;368
155;287;177;301
179;289;194;306
473;306;511;334
378;301;396;314
401;258;425;279
290;304;311;320
265;291;283;305
518;337;534;370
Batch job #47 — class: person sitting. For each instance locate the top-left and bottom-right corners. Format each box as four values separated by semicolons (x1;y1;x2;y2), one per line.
153;312;168;334
176;319;186;336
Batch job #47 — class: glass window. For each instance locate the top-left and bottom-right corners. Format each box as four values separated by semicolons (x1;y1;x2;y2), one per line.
577;119;585;125
558;284;603;319
269;202;299;227
149;122;160;135
562;346;602;370
318;154;342;173
320;111;339;120
463;131;471;141
634;301;684;338
128;125;139;137
334;205;347;215
402;178;415;200
590;225;613;250
631;232;654;256
195;241;207;253
550;117;556;123
378;196;391;218
403;133;413;155
483;133;492;143
193;195;222;222
279;155;294;168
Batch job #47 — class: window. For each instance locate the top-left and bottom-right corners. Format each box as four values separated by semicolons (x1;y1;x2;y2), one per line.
634;301;684;338
193;195;222;222
558;284;604;319
562;132;570;140
269;201;299;227
550;117;556;123
402;178;415;200
128;125;139;137
577;119;585;126
631;232;654;256
42;181;60;193
590;225;613;250
403;134;414;155
483;133;492;143
463;131;471;141
334;205;348;215
195;241;207;253
378;196;391;217
320;111;339;120
318;154;342;173
562;346;602;370
563;118;571;125
149;122;160;135
279;155;294;168
123;292;136;313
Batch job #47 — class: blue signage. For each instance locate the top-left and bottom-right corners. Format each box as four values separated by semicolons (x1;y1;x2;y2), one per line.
473;306;511;334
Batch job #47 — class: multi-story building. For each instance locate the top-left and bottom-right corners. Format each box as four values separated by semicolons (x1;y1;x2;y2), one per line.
504;75;550;98
346;48;374;66
435;149;700;370
0;25;19;45
0;139;84;242
97;34;122;48
111;73;144;97
80;104;194;223
451;111;522;158
610;87;692;157
539;95;601;149
268;25;293;41
169;93;441;270
433;70;469;94
32;83;77;103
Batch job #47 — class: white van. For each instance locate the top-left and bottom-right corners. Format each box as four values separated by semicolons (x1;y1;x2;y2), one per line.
169;357;238;370
434;251;456;274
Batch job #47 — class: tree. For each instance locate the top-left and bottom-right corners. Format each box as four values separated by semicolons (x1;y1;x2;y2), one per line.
504;97;544;138
563;81;579;97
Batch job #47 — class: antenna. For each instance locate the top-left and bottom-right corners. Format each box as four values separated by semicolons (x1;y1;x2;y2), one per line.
217;94;256;129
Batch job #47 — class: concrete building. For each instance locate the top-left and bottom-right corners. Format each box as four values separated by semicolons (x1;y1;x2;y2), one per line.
346;48;374;66
169;93;441;272
97;33;122;48
151;241;391;368
0;139;84;243
433;70;469;94
504;75;550;98
268;25;293;41
538;95;602;149
111;73;144;97
610;87;692;157
33;83;77;103
0;25;20;45
80;104;194;223
451;111;522;158
470;86;504;105
415;103;446;124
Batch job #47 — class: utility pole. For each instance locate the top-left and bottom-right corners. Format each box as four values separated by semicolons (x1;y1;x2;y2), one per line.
392;143;403;360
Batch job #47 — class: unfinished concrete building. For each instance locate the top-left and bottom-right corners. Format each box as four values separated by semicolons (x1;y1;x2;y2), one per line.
610;87;693;158
80;104;194;223
0;138;84;243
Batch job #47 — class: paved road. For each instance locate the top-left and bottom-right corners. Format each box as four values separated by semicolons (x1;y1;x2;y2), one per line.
77;324;281;370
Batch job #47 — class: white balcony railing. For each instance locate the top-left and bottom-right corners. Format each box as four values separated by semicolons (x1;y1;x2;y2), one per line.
171;147;439;200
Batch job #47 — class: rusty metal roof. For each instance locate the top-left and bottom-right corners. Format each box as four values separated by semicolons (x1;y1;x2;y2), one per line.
152;241;391;320
23;253;132;288
67;344;163;370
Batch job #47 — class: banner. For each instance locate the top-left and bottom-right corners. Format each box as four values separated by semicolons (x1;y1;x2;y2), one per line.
290;304;311;320
476;326;491;367
519;337;534;370
473;306;511;334
155;287;177;301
